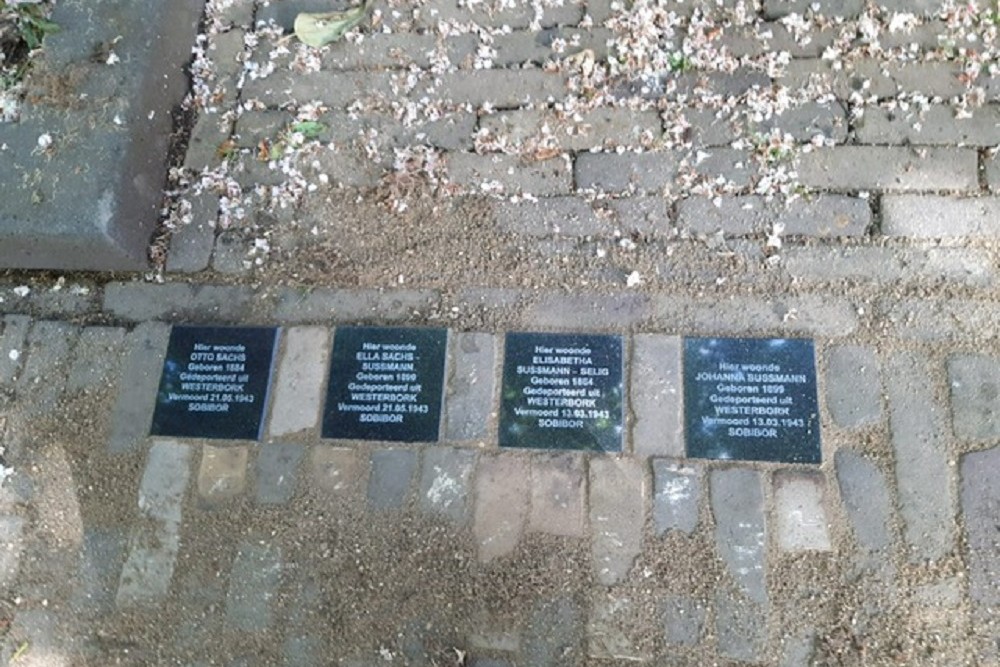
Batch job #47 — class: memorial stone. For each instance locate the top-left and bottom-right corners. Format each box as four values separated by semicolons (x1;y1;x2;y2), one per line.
151;326;280;440
322;327;447;442
684;337;821;463
500;332;623;452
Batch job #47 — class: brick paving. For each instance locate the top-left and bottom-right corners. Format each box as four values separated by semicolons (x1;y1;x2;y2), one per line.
1;0;999;664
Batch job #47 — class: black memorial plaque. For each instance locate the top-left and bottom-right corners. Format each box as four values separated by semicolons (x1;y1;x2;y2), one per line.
322;326;447;442
684;337;820;464
500;332;623;452
150;326;279;440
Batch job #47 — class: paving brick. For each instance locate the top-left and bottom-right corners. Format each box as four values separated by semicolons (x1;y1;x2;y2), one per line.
652;461;701;536
887;352;955;563
117;440;192;606
856;104;1000;146
880;298;1000;342
212;229;252;275
435;70;569;107
16;321;79;415
960;446;1000;635
780;59;967;100
523;596;584;667
484;106;658;151
677;195;870;237
987;153;1000;193
66;326;126;393
491;196;605;237
310;446;364;497
255;443;304;505
473;454;529;562
714;588;769;663
875;0;952;15
444;332;497;442
108;322;171;454
493;27;611;67
529;452;586;537
226;541;282;631
661;595;706;646
267;327;330;438
773;471;831;552
575;151;683;192
588;592;649;661
882;196;1000;238
198;445;249;504
0;315;30;388
825;344;882;429
796;147;978;192
103;283;262;322
835;449;892;553
320;33;447;70
781;629;818;667
710;469;768;605
685;148;755;189
0;286;98;319
418;447;477;522
449;153;572;196
0;516;25;596
72;527;126;616
650;294;858;337
756;101;849;143
948;355;1000;441
306;110;477;152
590;458;645;585
273;287;440;323
631;336;682;458
522;293;650;330
783;246;996;287
607;196;671;235
763;0;863;18
367;449;418;510
283;637;320;667
242;70;401;109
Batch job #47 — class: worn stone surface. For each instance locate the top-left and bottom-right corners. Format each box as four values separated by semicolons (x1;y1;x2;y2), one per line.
444;332;497;442
650;294;858;337
825;344;882;429
662;595;706;647
529;453;586;538
589;458;645;585
796;147;978;192
576;151;683;192
103;283;262;323
677;195;870;237
0;315;30;388
588;592;649;661
65;326;126;393
272;287;440;323
773;471;831;552
653;461;701;536
492;197;606;236
255;443;304;505
267;327;330;438
631;335;683;458
883;196;1000;238
473;455;529;563
418;447;477;523
715;588;769;663
449;153;572;196
960;446;1000;650
367;449;418;510
198;446;249;504
523;294;650;330
310;446;364;497
523;596;584;667
108;322;171;454
783;246;995;288
835;449;893;553
948;355;1000;441
886;352;955;562
226;541;282;632
710;469;767;605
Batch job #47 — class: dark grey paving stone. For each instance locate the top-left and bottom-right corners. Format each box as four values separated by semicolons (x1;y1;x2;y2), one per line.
523;596;584;667
0;0;202;270
825;345;882;429
949;355;1000;441
960;446;1000;626
710;469;767;605
72;528;126;617
418;447;477;522
653;461;701;536
714;588;769;663
283;636;321;666
367;449;418;510
662;595;706;646
0;315;31;388
66;326;126;393
835;449;892;553
108;323;171;454
225;541;282;632
255;443;304;505
16;321;79;415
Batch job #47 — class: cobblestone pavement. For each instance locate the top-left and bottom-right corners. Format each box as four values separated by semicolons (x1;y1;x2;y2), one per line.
1;0;1000;665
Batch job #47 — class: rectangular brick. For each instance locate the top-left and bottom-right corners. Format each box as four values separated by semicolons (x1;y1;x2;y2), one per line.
783;246;996;287
72;527;126;616
607;196;671;235
650;294;858;337
66;326;126;393
714;588;769;663
419;446;477;522
267;327;330;438
857;104;1000;146
15;321;79;416
473;454;529;563
575;151;683;192
887;351;955;563
882;196;1000;238
588;592;651;661
108;322;171;454
226;541;282;632
773;471;831;552
0;516;25;596
103;283;262;322
825;345;882;429
481;107;660;152
449;153;572;196
444;332;497;442
678;195;870;237
435;70;569;107
529;452;586;537
652;461;700;536
492;196;605;236
164;194;218;274
632;335;682;458
960;446;1000;650
662;595;706;646
255;443;304;505
836;449;893;554
310;445;364;497
198;445;249;504
242;70;400;109
948;355;1000;442
796;147;978;192
0;315;30;388
273;287;440;323
880;298;1000;342
117;440;192;606
780;59;967;100
590;458;645;585
523;293;650;329
493;27;611;67
367;449;418;510
764;0;862;18
710;468;767;605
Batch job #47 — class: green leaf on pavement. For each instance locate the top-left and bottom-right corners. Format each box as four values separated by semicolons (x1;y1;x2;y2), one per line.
293;3;368;48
